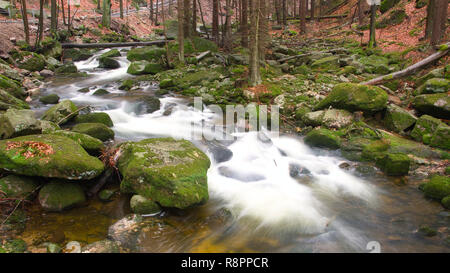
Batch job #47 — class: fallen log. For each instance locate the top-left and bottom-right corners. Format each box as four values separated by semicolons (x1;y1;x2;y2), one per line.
61;40;173;49
362;43;450;85
282;14;349;21
195;50;211;61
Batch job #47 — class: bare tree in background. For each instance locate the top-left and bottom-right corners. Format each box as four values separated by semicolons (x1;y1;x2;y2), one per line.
212;0;219;43
120;0;124;19
192;0;197;35
241;0;248;47
178;0;185;62
183;0;191;37
36;0;44;46
51;0;57;32
282;0;286;25
20;0;29;44
368;3;377;48
149;0;154;23
249;0;267;86
102;0;111;28
430;0;448;45
299;0;306;34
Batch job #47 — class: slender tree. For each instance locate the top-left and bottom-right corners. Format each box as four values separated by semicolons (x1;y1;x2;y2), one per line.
198;0;208;38
241;0;248;47
299;0;306;34
61;0;66;25
430;0;448;45
102;0;111;28
183;0;191;38
51;0;57;32
120;0;124;19
178;0;185;62
310;0;315;20
97;0;101;10
224;0;232;50
368;2;377;48
37;0;44;46
192;0;197;35
282;0;286;25
425;0;435;39
20;0;29;44
149;0;154;23
249;0;267;86
212;0;219;43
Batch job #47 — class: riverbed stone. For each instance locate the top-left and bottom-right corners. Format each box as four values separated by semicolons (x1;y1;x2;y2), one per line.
376;153;410;176
98;189;116;202
38;180;86;211
159;78;174;89
311;56;340;71
127;61;164;75
303;109;353;129
0;134;104;180
304;128;341;150
384;104;417;133
18;52;46;72
412;93;450;120
410;115;444;144
429;125;450;150
48;130;105;155
74;112;114;127
71;123;114;141
130;195;161;214
0;175;39;199
100;49;121;58
314;83;388;113
39;120;60;133
92;88;110;96
0;74;26;99
63;48;94;62
127;46;166;62
0;109;42;139
415;78;449;95
117;137;211;209
39;94;60;104
54;63;78;74
41;100;78;125
442;196;450;209
423;175;450;200
98;57;120;69
135;96;161;114
0;89;29;111
81;240;120;253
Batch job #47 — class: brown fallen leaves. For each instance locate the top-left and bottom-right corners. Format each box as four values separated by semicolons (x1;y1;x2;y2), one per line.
5;141;54;159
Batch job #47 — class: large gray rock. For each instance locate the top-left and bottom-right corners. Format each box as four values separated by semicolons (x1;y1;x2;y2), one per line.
383;104;417;133
41;100;78;125
38;180;86;211
0;109;42;139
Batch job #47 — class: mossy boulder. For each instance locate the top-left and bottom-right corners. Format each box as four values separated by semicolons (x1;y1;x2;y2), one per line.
430;125;450;150
39;120;60;133
0;109;42;139
63;48;94;61
0;89;29;111
303;109;354;129
134;96;161;114
98;57;120;69
361;139;390;161
119;79;134;91
41;100;78;125
311;56;340;71
376;153;410;176
74;112;114;127
0;175;39;199
412;93;450;119
415;78;449;95
0;74;26;99
380;0;401;13
39;37;63;58
442;196;450;209
423;175;450;200
54;63;78;74
130;195;161;214
38;180;86;211
48;130;105;155
416;67;445;86
117;138;211;209
71;123;114;141
126;46;166;62
92;88;110;96
0;134;104;180
127;61;164;75
315;83;388;113
39;94;60;104
358;55;390;74
18;52;46;72
159;78;174;89
410;115;444;144
304;128;341;149
100;49;121;58
384;104;417;133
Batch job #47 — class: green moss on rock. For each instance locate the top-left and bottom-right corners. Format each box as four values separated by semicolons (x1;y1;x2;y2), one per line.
0;89;29;111
48;130;105;155
412;93;450;120
126;46;166;62
71;122;114;141
423;175;450;200
39;94;60;104
74;112;114;127
0;109;42;139
376;153;410;176
117;137;211;209
41;100;78;125
384;104;417;133
130;194;161;214
0;134;104;180
0;174;39;199
410;115;444;144
304;128;341;149
38;180;86;211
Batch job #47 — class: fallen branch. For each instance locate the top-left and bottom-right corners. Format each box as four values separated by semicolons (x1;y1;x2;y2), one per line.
57;105;91;125
362;43;450;85
61;40;174;49
195;50;211;61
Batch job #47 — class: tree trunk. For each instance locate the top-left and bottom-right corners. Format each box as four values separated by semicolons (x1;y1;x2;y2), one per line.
61;0;66;25
149;0;154;22
425;0;435;39
192;0;197;35
198;0;209;38
183;0;191;38
224;0;232;50
259;0;268;63
275;0;281;24
282;0;287;25
102;0;111;28
155;0;159;24
37;0;44;45
120;0;123;19
212;0;219;43
430;0;447;45
299;0;306;34
20;0;29;44
310;0;315;20
97;0;101;10
241;0;248;47
357;0;363;26
249;0;262;86
368;4;377;48
51;0;57;32
68;0;71;30
178;0;185;62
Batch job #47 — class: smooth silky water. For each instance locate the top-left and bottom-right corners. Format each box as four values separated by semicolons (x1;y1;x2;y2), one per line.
21;49;450;253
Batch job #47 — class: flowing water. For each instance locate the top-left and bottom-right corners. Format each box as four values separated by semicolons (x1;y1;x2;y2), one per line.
22;49;450;253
